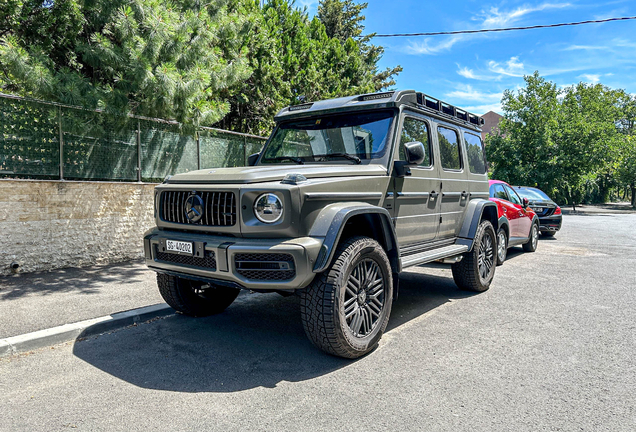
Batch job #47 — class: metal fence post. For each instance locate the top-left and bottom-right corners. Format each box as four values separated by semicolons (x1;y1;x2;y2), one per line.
58;106;64;180
196;130;201;170
136;120;142;182
243;135;247;166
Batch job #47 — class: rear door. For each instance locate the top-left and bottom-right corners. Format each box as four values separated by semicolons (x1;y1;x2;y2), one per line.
435;124;469;239
491;183;521;236
392;113;441;245
503;184;532;237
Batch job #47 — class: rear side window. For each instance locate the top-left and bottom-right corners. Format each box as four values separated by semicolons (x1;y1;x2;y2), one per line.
437;126;461;170
464;132;486;174
399;117;431;167
490;184;507;200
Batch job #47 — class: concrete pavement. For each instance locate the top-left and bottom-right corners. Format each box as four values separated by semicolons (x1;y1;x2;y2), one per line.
1;213;635;431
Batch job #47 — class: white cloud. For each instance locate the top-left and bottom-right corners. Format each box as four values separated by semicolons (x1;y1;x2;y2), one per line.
445;85;503;102
404;36;463;55
580;74;601;83
478;3;572;28
562;45;608;51
457;66;477;79
488;56;526;77
461;103;503;116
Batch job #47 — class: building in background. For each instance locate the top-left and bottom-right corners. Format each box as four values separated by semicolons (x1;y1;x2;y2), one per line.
481;111;503;141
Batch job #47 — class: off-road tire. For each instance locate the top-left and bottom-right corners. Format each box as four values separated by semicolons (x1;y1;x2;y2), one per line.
523;222;540;252
157;273;240;317
496;228;507;266
452;220;496;292
300;236;393;359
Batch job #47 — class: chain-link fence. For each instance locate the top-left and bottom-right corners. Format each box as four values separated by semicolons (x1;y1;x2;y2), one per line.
0;93;267;182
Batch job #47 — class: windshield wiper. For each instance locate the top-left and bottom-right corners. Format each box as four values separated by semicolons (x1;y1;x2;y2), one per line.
314;153;362;164
265;156;305;165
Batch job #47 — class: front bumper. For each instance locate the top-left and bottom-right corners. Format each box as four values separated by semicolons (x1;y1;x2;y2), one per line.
144;228;323;290
538;214;562;233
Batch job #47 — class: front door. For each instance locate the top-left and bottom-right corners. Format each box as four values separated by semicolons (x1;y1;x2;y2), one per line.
392;114;441;246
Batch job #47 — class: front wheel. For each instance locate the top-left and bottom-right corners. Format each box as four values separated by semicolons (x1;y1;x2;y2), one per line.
523;222;539;252
452;220;497;292
300;236;393;359
157;273;240;317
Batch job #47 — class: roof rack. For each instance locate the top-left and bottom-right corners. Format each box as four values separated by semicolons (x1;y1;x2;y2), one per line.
415;92;485;126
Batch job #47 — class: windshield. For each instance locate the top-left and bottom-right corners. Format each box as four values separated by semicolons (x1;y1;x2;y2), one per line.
261;111;394;164
515;187;551;201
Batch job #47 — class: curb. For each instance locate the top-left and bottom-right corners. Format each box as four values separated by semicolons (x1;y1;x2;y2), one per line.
0;303;173;357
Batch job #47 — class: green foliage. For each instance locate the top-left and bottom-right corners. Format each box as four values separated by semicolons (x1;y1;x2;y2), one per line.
215;0;401;135
486;72;635;206
1;0;253;128
1;0;400;135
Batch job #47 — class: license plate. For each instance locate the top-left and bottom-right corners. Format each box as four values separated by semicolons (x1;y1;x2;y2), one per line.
166;240;193;255
534;207;544;212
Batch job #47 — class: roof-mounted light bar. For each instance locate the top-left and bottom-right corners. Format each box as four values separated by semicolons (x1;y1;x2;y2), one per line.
359;91;394;102
415;92;484;126
288;103;314;112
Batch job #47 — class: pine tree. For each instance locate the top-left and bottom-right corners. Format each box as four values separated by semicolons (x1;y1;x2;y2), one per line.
0;0;253;128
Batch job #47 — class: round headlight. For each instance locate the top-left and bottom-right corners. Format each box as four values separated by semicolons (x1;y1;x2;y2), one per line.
254;193;283;223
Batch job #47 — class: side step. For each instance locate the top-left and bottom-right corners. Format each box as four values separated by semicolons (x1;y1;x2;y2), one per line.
400;244;469;269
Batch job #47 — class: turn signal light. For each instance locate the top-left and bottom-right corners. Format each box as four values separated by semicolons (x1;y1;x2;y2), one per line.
554;206;562;215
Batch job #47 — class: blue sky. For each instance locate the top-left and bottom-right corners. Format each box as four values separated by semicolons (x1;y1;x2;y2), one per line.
300;0;636;115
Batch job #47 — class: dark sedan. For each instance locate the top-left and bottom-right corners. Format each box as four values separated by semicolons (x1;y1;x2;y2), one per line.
513;186;562;237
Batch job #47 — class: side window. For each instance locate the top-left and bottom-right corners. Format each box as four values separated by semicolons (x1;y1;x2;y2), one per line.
437;126;461;170
399;117;431;167
491;184;508;200
504;185;522;205
464;132;486;174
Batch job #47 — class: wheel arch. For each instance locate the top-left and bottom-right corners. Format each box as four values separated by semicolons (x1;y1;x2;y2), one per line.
309;204;399;275
456;199;499;252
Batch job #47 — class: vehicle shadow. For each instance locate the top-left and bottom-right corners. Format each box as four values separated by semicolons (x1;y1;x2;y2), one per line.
0;260;148;300
73;271;476;393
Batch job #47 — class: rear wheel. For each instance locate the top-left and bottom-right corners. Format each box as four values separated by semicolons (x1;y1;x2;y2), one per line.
300;236;393;359
496;228;507;266
157;273;240;317
523;222;539;252
452;220;496;292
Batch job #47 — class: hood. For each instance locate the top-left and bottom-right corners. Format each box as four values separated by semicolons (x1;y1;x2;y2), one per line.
165;164;388;184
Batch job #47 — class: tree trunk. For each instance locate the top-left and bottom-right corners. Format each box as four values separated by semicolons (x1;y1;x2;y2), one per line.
569;187;576;211
631;183;636;209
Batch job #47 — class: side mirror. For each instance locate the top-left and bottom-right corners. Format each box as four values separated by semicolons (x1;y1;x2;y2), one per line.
247;153;260;166
394;141;425;177
522;197;530;208
404;141;426;165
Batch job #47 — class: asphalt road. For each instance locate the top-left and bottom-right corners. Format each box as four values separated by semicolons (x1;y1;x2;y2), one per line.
1;214;635;432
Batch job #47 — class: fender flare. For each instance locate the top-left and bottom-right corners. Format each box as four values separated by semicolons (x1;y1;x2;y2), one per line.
456;199;499;251
309;203;399;273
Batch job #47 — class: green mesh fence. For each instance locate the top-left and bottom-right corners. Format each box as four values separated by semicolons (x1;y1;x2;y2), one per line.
0;97;60;178
0;94;267;182
62;109;138;181
140;120;198;183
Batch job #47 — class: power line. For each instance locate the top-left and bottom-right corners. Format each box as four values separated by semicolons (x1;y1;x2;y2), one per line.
372;16;636;38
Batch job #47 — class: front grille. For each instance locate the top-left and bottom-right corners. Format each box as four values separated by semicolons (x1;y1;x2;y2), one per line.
155;247;217;270
234;253;296;281
161;191;236;226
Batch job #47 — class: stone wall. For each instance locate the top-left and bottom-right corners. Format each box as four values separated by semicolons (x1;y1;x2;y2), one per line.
0;180;157;276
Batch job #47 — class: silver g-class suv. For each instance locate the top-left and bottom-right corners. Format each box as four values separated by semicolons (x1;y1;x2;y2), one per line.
144;90;500;358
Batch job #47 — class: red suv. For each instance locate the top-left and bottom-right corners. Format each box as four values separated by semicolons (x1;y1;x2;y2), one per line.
488;180;540;265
